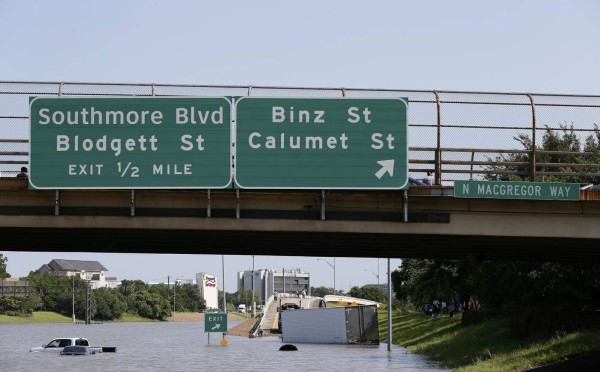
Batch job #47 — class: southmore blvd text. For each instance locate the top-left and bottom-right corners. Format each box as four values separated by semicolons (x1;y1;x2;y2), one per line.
36;106;224;126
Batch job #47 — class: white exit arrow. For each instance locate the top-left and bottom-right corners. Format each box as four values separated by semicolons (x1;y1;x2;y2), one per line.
211;324;221;330
375;160;395;179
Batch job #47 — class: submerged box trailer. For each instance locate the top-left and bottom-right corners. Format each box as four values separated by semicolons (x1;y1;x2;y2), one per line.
281;305;379;345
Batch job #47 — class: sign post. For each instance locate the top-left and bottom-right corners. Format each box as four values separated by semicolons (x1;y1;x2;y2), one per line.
205;312;228;345
29;97;232;189
234;97;408;189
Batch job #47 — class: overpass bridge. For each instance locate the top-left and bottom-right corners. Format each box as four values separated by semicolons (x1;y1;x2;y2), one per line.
2;82;600;262
1;178;600;262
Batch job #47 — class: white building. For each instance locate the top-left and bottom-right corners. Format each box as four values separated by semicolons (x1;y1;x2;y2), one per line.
237;268;310;304
196;272;218;310
37;259;116;289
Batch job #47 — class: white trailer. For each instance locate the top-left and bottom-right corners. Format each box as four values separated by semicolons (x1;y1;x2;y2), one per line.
281;305;379;345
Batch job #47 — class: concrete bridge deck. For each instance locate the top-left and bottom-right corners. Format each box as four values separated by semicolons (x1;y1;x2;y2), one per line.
2;179;600;262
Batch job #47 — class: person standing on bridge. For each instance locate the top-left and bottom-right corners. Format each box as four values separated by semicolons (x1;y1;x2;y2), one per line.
16;166;28;178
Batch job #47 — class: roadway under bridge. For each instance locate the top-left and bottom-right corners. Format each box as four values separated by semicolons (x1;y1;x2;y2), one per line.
2;178;600;262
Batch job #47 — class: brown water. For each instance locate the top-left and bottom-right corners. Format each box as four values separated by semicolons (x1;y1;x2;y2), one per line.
1;321;447;371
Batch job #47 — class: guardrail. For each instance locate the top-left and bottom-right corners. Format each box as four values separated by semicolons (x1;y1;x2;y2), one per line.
2;81;599;183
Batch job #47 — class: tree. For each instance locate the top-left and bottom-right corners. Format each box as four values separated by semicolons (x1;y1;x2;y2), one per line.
231;288;259;308
310;286;335;297
128;290;170;320
0;253;10;279
348;285;387;303
25;272;87;315
93;287;127;320
485;123;600;183
174;283;205;312
217;290;236;312
393;258;472;309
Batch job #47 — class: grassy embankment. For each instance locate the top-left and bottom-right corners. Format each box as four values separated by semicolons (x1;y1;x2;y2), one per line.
0;311;246;324
0;311;73;323
378;310;600;371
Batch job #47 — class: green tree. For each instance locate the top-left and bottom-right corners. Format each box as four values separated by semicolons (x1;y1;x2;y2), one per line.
218;290;235;312
93;287;127;320
128;290;170;320
393;258;472;309
310;286;335;297
25;272;87;315
231;288;260;309
472;261;600;314
485;123;600;183
0;253;10;279
174;283;205;312
348;285;387;303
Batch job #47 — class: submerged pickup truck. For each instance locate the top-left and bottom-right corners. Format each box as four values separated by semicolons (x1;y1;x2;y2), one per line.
29;338;117;353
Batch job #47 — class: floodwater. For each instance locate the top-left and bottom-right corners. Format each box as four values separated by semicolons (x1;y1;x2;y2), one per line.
0;320;447;371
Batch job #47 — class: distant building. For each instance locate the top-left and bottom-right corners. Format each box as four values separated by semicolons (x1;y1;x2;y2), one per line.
237;268;310;304
196;272;218;310
37;259;116;289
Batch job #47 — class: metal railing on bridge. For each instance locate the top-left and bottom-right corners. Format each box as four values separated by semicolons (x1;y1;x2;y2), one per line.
2;81;599;184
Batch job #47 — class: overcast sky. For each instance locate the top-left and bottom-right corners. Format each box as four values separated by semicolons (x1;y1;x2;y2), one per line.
1;1;599;291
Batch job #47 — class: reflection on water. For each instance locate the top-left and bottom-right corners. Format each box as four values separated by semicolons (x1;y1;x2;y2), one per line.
0;320;447;371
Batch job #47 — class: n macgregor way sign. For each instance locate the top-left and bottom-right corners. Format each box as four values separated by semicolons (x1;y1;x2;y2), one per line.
29;97;408;190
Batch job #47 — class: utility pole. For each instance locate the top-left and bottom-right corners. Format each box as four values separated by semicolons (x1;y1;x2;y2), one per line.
222;255;226;312
387;258;392;351
317;258;336;294
72;274;75;324
251;255;256;318
173;280;177;322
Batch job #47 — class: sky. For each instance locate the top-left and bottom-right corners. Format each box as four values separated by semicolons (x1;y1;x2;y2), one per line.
1;1;599;291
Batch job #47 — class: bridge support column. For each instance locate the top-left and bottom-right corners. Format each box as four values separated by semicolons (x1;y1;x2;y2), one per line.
236;189;240;219
207;190;212;218
54;190;60;216
130;190;136;217
320;190;326;221
403;190;408;223
387;257;392;351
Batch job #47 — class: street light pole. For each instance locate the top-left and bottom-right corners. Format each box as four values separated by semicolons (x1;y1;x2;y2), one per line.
222;255;226;312
72;274;75;324
251;255;255;318
377;258;380;288
317;258;336;294
364;269;380;287
173;280;176;322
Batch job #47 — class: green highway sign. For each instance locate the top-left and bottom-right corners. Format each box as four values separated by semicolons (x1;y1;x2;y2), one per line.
204;313;228;332
234;97;408;189
454;180;580;201
29;97;232;189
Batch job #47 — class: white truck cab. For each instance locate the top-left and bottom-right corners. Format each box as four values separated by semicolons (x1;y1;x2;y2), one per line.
30;338;90;353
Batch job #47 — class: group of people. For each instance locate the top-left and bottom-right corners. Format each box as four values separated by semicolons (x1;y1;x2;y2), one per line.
423;300;461;320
